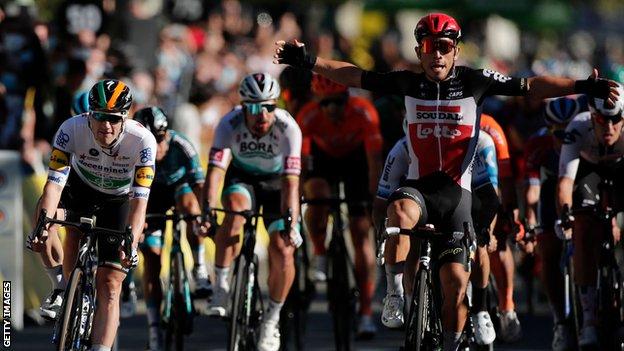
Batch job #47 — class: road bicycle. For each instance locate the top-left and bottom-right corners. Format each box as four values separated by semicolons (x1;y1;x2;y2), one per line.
145;212;201;351
32;209;132;351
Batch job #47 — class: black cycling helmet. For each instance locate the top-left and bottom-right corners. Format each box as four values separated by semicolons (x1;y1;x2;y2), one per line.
88;79;133;114
133;106;169;136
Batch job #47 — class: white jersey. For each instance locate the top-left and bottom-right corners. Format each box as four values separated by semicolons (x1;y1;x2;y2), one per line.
376;133;497;200
48;114;158;200
209;107;302;176
559;112;624;179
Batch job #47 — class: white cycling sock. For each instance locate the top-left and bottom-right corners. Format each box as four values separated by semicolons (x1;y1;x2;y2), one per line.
442;331;462;351
192;244;205;268
579;286;597;327
214;266;230;291
265;299;284;324
45;265;66;290
90;345;111;351
385;263;404;296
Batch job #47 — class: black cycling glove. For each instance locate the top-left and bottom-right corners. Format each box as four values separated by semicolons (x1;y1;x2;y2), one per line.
575;77;611;98
277;42;317;70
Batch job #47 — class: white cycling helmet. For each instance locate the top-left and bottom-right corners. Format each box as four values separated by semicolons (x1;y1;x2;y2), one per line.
588;83;624;118
239;72;281;102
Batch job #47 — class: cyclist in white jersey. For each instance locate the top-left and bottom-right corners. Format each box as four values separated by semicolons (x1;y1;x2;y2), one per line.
373;127;500;346
203;73;302;351
27;79;156;351
556;83;624;347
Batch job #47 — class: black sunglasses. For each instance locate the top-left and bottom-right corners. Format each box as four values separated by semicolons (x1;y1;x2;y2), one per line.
319;96;347;107
91;111;125;124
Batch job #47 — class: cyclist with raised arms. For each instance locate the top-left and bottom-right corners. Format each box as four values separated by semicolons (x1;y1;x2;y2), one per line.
27;79;157;351
275;12;618;351
555;84;624;347
523;96;581;350
203;72;302;351
132;106;208;350
373;120;500;346
297;73;383;338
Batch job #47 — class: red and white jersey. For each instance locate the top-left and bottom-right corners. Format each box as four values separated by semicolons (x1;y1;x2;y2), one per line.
362;66;527;191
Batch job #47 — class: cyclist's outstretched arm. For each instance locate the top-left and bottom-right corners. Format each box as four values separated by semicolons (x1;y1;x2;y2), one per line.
556;177;574;215
127;197;148;247
281;175;300;234
203;166;225;211
37;181;63;222
527;68;619;102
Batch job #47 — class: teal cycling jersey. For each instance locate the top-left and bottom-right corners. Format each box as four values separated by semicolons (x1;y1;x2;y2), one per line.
153;130;204;190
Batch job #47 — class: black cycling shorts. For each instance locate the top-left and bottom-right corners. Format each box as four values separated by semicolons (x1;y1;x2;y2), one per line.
471;183;500;247
387;171;475;271
306;143;370;216
60;170;130;272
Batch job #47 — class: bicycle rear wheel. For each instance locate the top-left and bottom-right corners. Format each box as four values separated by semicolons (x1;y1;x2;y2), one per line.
405;269;431;351
165;252;186;351
56;268;85;351
228;255;250;351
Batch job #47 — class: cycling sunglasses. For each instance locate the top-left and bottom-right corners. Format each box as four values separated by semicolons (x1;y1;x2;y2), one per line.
420;37;456;55
319;96;347;107
90;111;125;124
243;102;277;115
593;113;623;126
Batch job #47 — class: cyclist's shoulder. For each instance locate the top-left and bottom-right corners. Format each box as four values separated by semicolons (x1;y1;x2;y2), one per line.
124;118;157;145
274;108;301;135
296;100;322;125
169;130;199;157
565;112;592;134
477;131;496;151
219;107;245;130
388;136;410;157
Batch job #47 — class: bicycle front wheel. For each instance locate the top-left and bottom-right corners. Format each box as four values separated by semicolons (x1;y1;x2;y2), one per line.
327;251;355;351
165;252;186;351
56;268;85;351
228;255;250;351
405;269;431;351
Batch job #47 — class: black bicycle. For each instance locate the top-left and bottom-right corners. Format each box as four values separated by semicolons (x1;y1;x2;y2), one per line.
302;197;360;351
145;212;201;351
32;209;133;351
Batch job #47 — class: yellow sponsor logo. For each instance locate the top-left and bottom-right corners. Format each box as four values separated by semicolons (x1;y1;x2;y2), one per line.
134;166;154;187
49;149;69;171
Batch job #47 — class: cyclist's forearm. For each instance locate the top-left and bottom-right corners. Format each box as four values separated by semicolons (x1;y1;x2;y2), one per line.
524;184;540;226
313;57;363;88
36;181;63;222
190;182;203;214
500;176;518;212
526;76;575;101
556;176;574;214
281;175;300;226
203;166;224;209
128;198;148;247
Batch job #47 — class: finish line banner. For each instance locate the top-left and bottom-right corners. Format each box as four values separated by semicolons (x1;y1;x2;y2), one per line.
0;151;23;331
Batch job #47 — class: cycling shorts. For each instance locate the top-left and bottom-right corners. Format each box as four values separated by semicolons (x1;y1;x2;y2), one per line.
222;165;282;231
142;182;194;250
306;143;370;216
60;170;130;273
387;171;475;271
471;183;500;247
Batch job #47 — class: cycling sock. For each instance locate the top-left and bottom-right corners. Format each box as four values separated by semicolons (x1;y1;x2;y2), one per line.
471;287;487;312
214;265;230;291
265;299;284;323
579;285;597;327
90;345;111;351
124;269;134;290
192;244;205;268
146;301;160;328
45;265;66;290
385;263;404;296
442;331;462;351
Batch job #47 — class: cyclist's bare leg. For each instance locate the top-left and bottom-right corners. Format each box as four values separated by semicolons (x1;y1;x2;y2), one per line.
536;229;565;323
91;267;126;347
303;178;331;256
37;209;67;290
472;246;490;290
267;230;296;301
214;192;250;268
62;227;82;279
141;246;162;327
350;215;375;316
573;214;600;328
490;243;515;312
440;262;470;345
177;192;205;267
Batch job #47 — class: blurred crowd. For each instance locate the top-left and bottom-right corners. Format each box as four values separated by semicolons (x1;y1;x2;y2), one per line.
1;0;623;176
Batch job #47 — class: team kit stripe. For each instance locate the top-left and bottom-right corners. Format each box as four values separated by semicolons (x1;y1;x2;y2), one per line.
97;81;107;107
416;105;461;112
107;81;126;109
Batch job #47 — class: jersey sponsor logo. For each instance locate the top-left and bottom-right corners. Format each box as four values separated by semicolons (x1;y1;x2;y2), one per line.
382;156;396;181
49;148;70;171
55;129;70;148
482;69;511;83
563;129;581;144
209;148;224;162
415;124;462;139
134;166;155;188
47;175;63;184
415;105;463;121
448;91;463;98
78;160;130;174
140;147;153;163
89;148;99;156
240;141;276;154
132;190;149;199
285;156;301;171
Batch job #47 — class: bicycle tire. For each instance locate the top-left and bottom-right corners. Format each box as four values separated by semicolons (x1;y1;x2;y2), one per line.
327;240;355;351
565;260;582;350
56;268;84;351
405;269;430;351
165;252;186;351
228;255;249;351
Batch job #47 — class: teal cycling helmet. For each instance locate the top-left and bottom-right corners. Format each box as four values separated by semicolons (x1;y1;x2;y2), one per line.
71;91;90;115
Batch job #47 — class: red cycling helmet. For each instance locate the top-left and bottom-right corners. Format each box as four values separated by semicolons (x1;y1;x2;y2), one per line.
414;13;461;44
311;74;348;96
